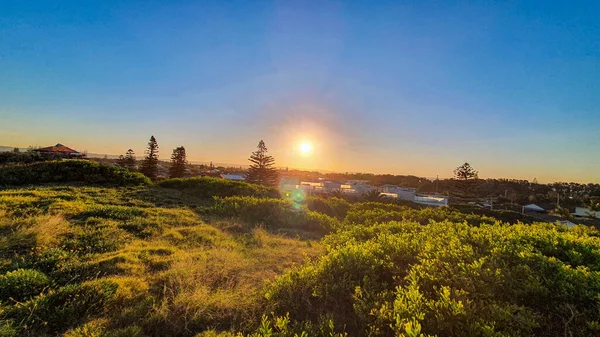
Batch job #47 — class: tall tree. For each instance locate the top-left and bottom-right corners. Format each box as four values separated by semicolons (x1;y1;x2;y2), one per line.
169;146;188;178
452;162;479;198
140;136;159;179
124;149;136;169
118;149;136;169
246;140;278;186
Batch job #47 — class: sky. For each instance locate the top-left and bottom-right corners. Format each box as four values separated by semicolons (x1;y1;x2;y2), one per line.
1;0;599;183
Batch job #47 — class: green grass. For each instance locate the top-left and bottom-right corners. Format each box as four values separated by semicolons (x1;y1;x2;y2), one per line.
0;185;323;336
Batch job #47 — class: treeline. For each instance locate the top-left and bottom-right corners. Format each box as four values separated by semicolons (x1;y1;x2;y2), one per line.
116;136;279;186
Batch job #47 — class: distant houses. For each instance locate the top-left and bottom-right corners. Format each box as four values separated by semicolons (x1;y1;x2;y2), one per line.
278;175;449;206
221;173;246;181
34;143;85;159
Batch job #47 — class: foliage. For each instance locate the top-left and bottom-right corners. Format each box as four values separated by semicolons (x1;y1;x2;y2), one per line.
246;140;278;187
0;160;150;186
266;220;600;336
451;204;537;224
0;151;61;165
452;162;479;198
169;146;188;178
158;176;280;199
0;269;50;303
210;196;339;233
117;149;136;170
362;189;384;202
139;135;159;179
305;197;351;220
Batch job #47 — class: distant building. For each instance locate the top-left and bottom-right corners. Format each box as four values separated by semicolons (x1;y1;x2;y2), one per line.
279;176;301;193
221;173;245;181
414;194;448;207
380;185;416;201
574;207;600;219
523;204;546;213
34;143;85;158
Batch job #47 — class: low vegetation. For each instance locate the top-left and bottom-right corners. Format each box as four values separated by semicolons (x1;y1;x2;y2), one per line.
0;160;150;187
0;162;599;336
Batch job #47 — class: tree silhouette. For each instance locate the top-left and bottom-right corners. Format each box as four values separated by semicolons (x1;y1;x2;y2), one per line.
245;140;278;186
12;148;19;153
330;189;345;199
169;146;187;178
140;136;159;179
452;162;479;198
363;189;384;202
118;149;136;169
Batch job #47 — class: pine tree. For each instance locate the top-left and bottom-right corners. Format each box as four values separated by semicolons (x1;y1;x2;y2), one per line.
246;140;278;186
117;149;136;169
140;136;159;179
452;162;479;198
169;146;187;178
124;149;136;169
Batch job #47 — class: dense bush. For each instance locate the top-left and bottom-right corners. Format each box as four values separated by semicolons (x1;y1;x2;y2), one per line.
305;197;351;220
0;151;60;165
0;269;50;302
343;202;499;227
159;177;280;199
266;221;600;336
211;196;339;233
451;204;537;224
0;160;150;186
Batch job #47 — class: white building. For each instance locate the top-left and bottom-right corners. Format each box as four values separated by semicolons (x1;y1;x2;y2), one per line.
221;174;245;181
380;185;416;201
413;194;448;207
574;207;600;219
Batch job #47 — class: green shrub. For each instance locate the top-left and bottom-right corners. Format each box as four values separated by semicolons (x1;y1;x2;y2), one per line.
305;197;351;220
343;202;498;227
0;269;50;302
211;196;338;233
266;221;600;336
0;151;59;165
4;279;118;334
451;204;537;224
158;177;280;199
0;160;150;187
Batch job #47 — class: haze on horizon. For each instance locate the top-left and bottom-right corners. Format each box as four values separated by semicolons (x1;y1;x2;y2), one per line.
1;1;599;184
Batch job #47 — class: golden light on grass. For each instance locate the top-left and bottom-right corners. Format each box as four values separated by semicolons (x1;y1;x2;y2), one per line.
300;142;312;154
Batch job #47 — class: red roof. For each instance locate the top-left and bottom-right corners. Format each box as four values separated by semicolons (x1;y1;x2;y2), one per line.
35;143;81;154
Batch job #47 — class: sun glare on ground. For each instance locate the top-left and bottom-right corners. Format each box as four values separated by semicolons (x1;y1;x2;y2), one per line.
300;142;312;153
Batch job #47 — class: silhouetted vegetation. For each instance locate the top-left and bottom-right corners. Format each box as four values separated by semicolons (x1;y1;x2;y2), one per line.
246;140;278;187
0;160;150;186
139;135;159;179
169;146;188;178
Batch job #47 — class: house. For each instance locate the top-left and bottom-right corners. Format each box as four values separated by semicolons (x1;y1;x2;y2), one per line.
523;204;546;213
574;207;600;219
558;220;577;228
414;194;448;207
221;173;245;181
380;185;416;201
34;143;85;158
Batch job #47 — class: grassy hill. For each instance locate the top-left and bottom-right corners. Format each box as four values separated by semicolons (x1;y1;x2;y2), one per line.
1;161;600;336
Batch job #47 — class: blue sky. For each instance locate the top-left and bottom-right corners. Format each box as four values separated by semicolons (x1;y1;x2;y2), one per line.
1;0;599;182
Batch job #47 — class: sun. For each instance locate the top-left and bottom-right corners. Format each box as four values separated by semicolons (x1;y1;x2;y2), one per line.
300;142;312;153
